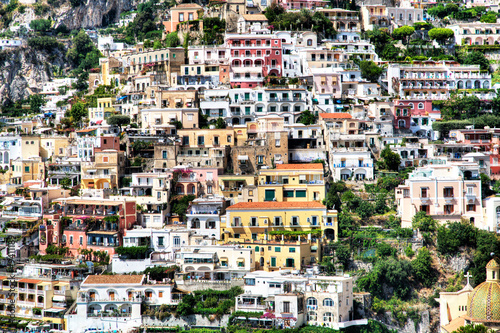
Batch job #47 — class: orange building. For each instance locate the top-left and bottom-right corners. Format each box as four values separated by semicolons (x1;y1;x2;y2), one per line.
164;3;203;33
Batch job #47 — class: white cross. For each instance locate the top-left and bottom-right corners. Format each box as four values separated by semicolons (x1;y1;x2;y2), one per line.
465;271;473;285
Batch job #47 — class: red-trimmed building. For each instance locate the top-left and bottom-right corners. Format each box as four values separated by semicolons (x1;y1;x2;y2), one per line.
40;198;137;258
226;33;283;88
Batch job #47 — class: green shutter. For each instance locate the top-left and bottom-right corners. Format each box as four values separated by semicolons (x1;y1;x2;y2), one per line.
271;257;276;267
265;190;275;201
296;190;306;198
284;190;294;198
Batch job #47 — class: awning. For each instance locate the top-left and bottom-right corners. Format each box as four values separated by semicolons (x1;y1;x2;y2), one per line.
154;115;162;119
311;245;318;250
96;120;103;125
237;155;248;161
52;295;66;302
236;258;245;262
186;98;193;103
86;169;96;173
175;98;182;103
44;308;66;313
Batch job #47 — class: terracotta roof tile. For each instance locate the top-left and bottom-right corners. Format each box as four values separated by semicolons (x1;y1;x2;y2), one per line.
227;201;326;210
83;275;144;285
442;316;466;333
241;14;268;21
319;112;352;119
18;279;42;284
174;3;202;8
275;163;323;170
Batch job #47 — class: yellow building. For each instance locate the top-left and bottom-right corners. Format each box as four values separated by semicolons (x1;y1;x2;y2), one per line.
223;201;337;241
88;97;119;124
222;201;337;270
0;276;77;330
218;174;257;203
11;157;44;185
21;136;41;159
257;163;325;202
81;149;125;190
40;137;71;161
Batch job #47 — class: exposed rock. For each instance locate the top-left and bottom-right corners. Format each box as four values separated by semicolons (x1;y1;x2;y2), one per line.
55;0;136;30
374;310;432;333
0;47;66;102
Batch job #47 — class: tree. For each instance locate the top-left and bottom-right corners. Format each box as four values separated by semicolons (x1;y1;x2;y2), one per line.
357;258;413;299
356;200;374;220
164;32;180;47
68;101;87;125
460;51;490;72
215;117;226;129
29;19;51;33
359;60;383;83
29;94;45;113
480;12;497;23
428;28;454;45
323;181;347;210
66;30;101;73
481;173;494;199
412;211;437;232
427;4;447;18
412;247;435;287
298;110;316;125
452;324;493;333
392;26;415;44
379;146;401;171
107;115;131;132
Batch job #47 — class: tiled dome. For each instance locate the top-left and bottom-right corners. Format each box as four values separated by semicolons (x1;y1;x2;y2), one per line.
486;259;500;269
467;281;500;322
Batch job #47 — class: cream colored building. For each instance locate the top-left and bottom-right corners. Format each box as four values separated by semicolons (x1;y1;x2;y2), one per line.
140;108;199;134
395;162;483;228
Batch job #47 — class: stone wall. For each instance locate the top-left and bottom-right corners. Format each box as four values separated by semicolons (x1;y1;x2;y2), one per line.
142;314;230;328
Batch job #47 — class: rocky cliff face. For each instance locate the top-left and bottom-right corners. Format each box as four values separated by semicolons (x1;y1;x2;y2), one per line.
0;47;66;102
55;0;136;30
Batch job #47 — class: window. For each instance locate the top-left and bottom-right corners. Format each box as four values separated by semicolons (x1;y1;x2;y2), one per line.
245;278;256;286
443;187;454;197
103;156;109;163
275;139;281;147
323;312;333;322
418;103;424;109
162;151;167;159
284;190;294;198
79;236;83;245
283;302;290;313
444;204;454;215
289;248;296;253
271;257;277;266
158;237;164;246
421;187;428;198
323;298;334;306
24;166;29;173
197;136;205;145
275;247;281;252
420;205;430;214
467;204;476;212
291;216;299;225
188;12;194;20
257;155;264;164
173;236;181;247
182;136;189;145
296;190;306;198
227;135;232;143
274;216;281;226
69;236;73;245
250;217;258;226
179;13;184;21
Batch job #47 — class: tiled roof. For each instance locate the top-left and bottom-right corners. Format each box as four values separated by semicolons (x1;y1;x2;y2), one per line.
319;112;352;119
227;201;326;210
76;128;97;133
275;163;323;170
83;275;144;285
18;279;42;284
442;316;466;333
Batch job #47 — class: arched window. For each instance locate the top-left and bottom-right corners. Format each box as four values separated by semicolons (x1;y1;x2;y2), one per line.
418;103;424;109
306;297;317;310
307;311;317;321
408;103;414;109
307;39;313;46
323;312;333;322
323;298;334;306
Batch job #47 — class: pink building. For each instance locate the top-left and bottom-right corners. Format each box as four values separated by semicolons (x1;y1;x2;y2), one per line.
40;198;137;258
166;167;219;197
394;100;434;129
395;162;483;228
163;3;203;33
226;34;283;88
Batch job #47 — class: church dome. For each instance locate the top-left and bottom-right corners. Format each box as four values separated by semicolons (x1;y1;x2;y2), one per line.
466;259;500;323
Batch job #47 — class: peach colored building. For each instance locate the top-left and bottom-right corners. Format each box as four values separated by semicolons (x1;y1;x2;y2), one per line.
395;162;483;228
164;3;203;33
